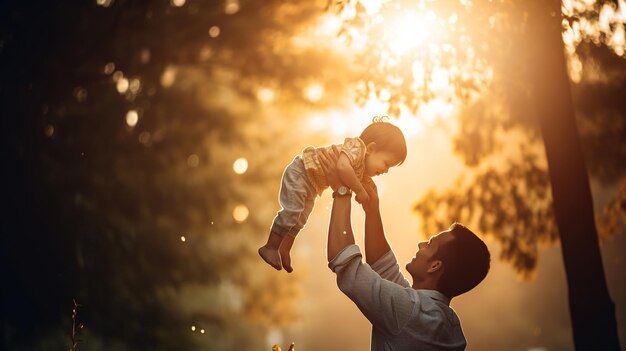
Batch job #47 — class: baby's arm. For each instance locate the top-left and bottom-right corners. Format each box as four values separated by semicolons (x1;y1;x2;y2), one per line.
336;153;369;204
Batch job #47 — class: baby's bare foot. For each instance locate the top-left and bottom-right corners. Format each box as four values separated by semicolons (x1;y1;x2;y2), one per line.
279;236;295;273
258;246;282;271
280;251;293;273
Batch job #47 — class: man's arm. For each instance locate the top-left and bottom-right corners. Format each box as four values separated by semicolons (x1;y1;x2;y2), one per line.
362;179;391;265
326;193;415;336
327;195;355;262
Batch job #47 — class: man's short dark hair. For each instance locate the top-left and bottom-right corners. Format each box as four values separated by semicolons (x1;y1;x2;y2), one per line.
436;223;491;298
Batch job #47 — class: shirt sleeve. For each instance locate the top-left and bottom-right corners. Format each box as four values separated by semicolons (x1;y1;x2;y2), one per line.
329;244;418;336
340;137;366;168
370;250;411;288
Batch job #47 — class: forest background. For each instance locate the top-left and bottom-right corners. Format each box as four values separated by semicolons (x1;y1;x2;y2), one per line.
1;0;625;350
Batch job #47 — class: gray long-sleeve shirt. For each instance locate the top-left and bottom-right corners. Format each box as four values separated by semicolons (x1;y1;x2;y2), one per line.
328;244;467;351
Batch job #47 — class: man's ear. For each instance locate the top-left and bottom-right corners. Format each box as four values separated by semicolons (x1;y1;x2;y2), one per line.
427;260;443;273
366;142;377;153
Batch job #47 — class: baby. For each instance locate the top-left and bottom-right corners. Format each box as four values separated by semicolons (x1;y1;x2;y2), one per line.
259;117;407;272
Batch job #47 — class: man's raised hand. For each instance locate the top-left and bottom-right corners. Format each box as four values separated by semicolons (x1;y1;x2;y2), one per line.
318;146;341;191
361;177;380;213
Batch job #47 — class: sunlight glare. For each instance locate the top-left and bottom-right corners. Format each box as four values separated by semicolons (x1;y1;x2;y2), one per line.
448;13;458;24
395;114;423;137
315;15;343;36
418;98;455;123
412;61;425;83
306;114;327;131
331;115;355;136
430;67;451;94
386;12;431;54
233;157;248;174
360;0;384;15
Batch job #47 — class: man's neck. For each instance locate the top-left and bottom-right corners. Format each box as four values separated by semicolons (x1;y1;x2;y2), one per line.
411;278;439;291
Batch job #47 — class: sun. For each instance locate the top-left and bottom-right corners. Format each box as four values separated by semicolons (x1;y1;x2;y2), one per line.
385;11;437;55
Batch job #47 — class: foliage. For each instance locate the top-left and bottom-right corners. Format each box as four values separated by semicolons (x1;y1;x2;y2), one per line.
330;0;626;274
1;0;348;349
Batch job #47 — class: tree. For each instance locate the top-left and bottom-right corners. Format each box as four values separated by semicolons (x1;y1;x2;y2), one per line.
330;0;624;349
0;0;353;349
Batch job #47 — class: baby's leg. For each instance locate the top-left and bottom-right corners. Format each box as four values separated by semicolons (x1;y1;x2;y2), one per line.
261;157;315;272
259;231;283;271
278;235;295;273
280;195;315;273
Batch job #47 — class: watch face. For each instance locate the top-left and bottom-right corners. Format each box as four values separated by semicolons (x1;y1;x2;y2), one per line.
338;186;348;195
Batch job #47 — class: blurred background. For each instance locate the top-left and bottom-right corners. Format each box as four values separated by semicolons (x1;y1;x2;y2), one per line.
1;0;625;350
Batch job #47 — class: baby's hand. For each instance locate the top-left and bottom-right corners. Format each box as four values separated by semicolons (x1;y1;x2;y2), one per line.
355;190;370;205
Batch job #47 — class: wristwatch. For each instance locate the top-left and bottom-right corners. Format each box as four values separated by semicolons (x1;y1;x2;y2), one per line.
332;185;352;198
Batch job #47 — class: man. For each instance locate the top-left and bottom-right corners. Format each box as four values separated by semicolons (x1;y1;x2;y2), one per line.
319;150;491;350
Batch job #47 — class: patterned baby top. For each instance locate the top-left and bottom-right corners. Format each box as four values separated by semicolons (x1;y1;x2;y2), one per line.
301;137;367;195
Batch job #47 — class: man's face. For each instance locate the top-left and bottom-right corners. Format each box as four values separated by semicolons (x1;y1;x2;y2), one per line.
406;231;454;281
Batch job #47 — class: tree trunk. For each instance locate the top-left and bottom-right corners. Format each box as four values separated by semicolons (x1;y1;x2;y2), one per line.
528;1;621;349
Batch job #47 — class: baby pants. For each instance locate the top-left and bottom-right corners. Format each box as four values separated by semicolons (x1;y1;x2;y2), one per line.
270;156;317;237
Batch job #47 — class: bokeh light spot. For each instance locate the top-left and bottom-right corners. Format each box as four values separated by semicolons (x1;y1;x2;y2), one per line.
73;87;88;102
180;236;186;242
96;0;113;7
112;70;124;82
225;0;240;15
138;131;151;145
198;47;213;61
233;205;249;223
129;78;141;93
191;325;196;332
44;125;55;137
208;26;221;38
161;66;177;88
171;0;186;7
116;78;129;93
233;157;248;174
103;62;115;74
257;88;275;103
187;154;200;167
304;83;324;102
126;110;139;127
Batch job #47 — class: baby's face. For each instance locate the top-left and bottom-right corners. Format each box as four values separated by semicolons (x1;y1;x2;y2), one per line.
364;150;402;177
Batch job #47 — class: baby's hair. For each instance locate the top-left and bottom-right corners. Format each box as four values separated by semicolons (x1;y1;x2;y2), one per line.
359;116;407;165
372;115;390;123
